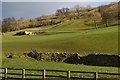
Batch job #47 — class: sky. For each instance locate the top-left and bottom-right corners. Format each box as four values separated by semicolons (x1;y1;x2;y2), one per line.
2;0;119;2
0;1;2;21
2;2;113;21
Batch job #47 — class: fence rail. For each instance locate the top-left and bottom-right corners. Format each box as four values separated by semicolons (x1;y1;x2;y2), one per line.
0;68;120;80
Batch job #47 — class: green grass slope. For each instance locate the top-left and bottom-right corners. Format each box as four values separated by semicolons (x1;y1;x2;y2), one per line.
2;18;119;80
2;19;118;56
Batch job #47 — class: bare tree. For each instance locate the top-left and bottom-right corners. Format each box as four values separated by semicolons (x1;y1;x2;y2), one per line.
2;17;16;32
56;8;70;19
89;12;102;29
3;17;16;23
73;5;86;19
98;5;118;27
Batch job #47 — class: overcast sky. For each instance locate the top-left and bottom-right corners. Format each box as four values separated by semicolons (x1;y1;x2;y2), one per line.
2;0;119;2
0;1;2;21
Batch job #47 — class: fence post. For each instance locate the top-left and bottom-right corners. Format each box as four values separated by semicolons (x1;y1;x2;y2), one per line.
22;69;25;80
43;69;46;80
94;72;98;80
67;71;70;80
5;68;7;80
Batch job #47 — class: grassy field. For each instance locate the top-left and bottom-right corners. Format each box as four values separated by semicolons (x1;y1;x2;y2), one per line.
2;57;119;79
2;19;118;56
2;57;119;72
2;19;119;79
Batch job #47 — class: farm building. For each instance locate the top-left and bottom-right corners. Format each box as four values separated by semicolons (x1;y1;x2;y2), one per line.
15;31;32;35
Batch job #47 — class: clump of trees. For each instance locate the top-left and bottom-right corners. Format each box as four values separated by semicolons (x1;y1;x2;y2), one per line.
73;5;88;19
56;5;92;20
56;8;70;20
87;12;102;29
2;17;16;33
2;17;30;33
85;2;119;29
98;4;118;27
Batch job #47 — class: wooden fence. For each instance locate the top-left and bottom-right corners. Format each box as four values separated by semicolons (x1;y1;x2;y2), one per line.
0;68;120;80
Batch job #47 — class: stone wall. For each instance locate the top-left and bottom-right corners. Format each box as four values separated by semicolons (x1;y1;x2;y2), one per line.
26;50;80;62
26;50;120;67
80;54;120;67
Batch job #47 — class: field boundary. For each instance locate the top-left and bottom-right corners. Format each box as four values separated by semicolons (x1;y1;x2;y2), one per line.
0;68;120;80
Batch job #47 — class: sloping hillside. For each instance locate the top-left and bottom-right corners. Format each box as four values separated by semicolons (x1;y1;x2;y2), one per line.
2;2;119;33
2;2;119;56
3;18;118;56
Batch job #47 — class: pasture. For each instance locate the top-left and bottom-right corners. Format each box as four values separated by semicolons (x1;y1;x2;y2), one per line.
2;19;119;79
2;19;118;56
2;57;120;79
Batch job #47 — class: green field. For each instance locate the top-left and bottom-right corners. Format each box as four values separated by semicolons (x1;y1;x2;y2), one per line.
3;19;118;56
2;57;119;79
2;19;119;79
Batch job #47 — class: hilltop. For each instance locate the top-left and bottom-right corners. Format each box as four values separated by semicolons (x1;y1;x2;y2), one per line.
2;2;119;33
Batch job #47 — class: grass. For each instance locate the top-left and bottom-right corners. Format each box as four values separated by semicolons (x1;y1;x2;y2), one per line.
2;19;118;56
2;57;119;73
2;19;119;79
2;57;119;79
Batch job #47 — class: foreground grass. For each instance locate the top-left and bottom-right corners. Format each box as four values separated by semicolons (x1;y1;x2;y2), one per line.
2;57;119;72
2;57;119;79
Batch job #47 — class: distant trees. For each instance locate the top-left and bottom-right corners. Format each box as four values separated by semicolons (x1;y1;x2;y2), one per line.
2;17;16;33
56;8;70;20
73;5;85;19
69;5;92;19
86;4;118;29
56;5;91;20
2;17;16;23
98;5;118;27
2;17;29;33
89;12;102;29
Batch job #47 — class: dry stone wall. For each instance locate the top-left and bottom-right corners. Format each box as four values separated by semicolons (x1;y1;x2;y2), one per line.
26;50;120;67
26;50;80;62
